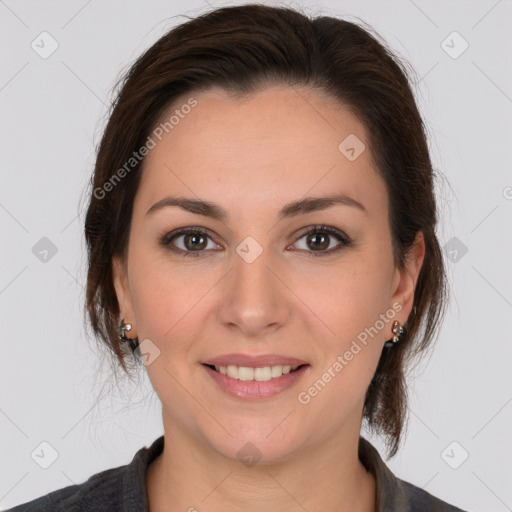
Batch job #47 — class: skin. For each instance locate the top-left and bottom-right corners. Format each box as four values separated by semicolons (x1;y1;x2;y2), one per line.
113;84;425;512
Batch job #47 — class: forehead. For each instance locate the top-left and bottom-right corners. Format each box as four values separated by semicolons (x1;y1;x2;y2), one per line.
135;85;387;219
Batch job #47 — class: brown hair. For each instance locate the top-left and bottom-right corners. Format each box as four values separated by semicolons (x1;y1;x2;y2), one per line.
84;3;448;458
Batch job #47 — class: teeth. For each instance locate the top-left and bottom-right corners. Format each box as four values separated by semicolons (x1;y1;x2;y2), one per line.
213;364;299;381
238;366;254;381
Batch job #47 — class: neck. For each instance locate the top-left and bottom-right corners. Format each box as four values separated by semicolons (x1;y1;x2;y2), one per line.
146;419;376;512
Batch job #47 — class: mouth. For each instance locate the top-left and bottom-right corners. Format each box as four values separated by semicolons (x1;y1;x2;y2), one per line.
201;363;310;400
203;363;307;381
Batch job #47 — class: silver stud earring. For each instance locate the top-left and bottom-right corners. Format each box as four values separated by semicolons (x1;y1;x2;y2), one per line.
118;318;140;353
384;320;404;348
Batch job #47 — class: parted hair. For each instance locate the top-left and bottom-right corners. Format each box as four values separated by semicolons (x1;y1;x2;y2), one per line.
84;3;448;458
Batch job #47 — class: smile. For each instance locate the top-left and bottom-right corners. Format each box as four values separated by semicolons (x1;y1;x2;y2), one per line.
208;364;302;381
202;363;309;400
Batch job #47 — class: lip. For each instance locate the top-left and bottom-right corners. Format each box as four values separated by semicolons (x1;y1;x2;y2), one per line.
203;363;310;400
202;353;308;367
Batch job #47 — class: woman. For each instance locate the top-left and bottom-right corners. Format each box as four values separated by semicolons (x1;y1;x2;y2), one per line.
7;4;468;511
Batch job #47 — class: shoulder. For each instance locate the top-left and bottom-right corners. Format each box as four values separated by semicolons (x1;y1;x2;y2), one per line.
4;464;127;512
4;436;165;512
397;477;470;512
358;436;470;512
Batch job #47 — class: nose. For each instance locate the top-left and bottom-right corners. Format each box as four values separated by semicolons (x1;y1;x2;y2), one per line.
216;242;291;338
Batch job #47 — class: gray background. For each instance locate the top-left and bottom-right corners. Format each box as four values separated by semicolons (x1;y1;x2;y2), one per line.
1;0;511;510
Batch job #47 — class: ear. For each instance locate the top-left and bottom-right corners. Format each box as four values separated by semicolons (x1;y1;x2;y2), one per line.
112;256;137;337
389;231;425;324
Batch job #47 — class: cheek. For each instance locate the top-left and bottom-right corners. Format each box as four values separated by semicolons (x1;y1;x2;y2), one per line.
131;273;188;342
128;251;219;357
128;248;177;332
296;256;393;382
293;255;392;335
296;270;388;417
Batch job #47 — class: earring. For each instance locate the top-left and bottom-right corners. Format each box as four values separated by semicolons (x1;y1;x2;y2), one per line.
384;320;404;348
118;318;140;353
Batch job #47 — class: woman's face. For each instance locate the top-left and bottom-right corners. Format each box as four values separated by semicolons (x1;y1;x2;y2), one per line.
113;84;424;463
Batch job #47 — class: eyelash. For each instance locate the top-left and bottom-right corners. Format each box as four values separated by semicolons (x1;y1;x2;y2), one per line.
160;224;352;258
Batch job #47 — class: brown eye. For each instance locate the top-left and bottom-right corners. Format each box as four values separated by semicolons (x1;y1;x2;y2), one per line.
292;225;352;256
305;232;330;251
162;228;221;256
181;232;208;251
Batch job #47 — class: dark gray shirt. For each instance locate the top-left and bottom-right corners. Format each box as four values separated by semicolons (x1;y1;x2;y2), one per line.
6;435;468;511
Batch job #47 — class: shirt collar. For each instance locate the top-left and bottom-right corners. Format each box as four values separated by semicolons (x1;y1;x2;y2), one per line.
121;435;164;511
359;435;410;511
120;435;408;512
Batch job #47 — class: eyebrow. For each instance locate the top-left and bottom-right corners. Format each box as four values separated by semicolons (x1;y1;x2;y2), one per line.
146;193;367;221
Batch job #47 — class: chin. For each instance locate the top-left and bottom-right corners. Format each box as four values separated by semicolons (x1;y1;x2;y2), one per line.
198;417;308;466
211;437;301;467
